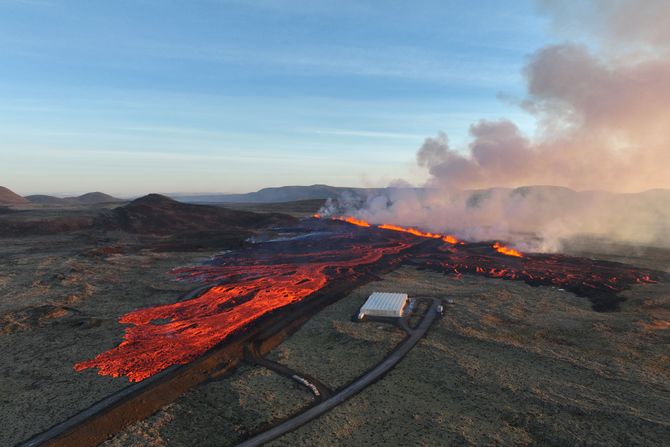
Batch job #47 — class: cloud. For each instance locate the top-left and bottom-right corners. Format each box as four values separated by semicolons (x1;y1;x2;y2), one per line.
322;0;670;251
537;0;670;54
416;39;670;192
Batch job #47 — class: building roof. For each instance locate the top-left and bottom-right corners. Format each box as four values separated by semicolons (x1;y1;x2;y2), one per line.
358;292;408;319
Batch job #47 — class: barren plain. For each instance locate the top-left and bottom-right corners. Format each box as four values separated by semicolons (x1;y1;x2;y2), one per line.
1;201;669;447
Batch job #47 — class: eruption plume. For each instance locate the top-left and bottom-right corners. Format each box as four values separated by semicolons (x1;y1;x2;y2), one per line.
321;0;670;251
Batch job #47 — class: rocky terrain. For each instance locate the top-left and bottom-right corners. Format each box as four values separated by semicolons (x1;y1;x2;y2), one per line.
105;248;670;446
1;197;668;447
0;194;296;250
0;231;202;446
0;198;297;446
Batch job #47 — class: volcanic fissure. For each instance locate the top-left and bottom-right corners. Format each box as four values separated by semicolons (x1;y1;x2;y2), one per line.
75;217;663;383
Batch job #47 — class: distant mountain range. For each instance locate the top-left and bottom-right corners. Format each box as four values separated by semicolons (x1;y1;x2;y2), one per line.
3;184;352;206
3;184;669;211
0;186;124;206
171;184;670;206
171;184;392;203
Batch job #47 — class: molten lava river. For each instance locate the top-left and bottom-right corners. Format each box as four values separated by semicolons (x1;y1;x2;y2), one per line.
75;217;664;382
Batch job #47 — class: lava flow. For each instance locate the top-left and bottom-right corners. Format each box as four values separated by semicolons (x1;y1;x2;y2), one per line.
324;215;461;244
75;217;665;382
331;215;371;227
493;241;523;257
74;221;413;382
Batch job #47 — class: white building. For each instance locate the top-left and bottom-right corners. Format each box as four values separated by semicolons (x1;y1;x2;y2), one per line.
358;292;408;320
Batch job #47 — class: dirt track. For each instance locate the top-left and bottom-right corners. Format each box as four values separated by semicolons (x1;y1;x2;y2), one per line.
236;300;440;447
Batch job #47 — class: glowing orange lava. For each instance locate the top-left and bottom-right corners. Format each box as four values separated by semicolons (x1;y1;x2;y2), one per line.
326;215;460;244
492;242;523;257
75;217;662;382
332;216;371;227
378;223;460;244
74;231;409;382
442;235;459;244
74;266;325;382
378;223;441;239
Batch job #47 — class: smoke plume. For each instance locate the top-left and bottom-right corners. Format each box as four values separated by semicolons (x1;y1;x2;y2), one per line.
322;0;670;251
420;40;670;192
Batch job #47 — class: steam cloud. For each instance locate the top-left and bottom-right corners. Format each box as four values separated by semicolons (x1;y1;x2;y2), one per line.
322;0;670;251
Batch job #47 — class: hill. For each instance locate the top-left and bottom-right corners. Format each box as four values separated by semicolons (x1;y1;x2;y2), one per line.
0;186;29;205
0;194;296;251
107;194;294;235
24;195;69;205
26;192;123;206
68;192;121;204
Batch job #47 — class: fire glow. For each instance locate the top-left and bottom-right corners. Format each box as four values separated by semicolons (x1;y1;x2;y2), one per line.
331;216;371;227
75;217;662;382
328;215;460;245
493;242;523;258
74;226;411;382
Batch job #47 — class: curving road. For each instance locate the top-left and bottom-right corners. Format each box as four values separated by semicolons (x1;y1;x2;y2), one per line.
235;299;441;447
245;347;333;399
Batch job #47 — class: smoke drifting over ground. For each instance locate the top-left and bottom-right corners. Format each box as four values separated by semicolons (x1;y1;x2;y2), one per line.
320;186;670;252
323;0;670;251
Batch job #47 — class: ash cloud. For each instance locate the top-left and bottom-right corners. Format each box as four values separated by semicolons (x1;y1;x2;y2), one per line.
323;0;670;251
537;0;670;54
421;40;670;192
321;186;670;252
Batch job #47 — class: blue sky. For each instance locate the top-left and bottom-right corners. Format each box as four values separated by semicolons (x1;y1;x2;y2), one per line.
0;0;551;196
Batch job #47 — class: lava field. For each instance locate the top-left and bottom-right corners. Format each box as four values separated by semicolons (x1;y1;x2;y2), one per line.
75;217;664;382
